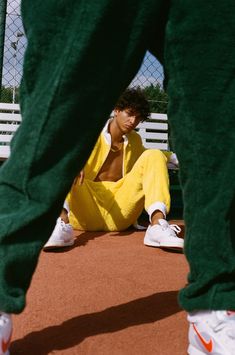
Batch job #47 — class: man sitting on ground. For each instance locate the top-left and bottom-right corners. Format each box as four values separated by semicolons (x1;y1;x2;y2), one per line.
44;88;183;251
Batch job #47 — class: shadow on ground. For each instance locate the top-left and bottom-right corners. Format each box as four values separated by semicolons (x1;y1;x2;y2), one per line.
11;290;181;354
43;229;139;253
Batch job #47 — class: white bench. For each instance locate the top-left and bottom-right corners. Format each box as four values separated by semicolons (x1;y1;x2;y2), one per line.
136;113;169;150
0;103;21;161
0;103;169;160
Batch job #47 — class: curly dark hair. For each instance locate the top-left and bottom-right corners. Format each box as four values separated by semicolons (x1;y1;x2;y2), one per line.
114;87;150;122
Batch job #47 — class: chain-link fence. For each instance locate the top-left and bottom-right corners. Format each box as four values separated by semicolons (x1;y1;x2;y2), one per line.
0;0;25;103
0;0;168;111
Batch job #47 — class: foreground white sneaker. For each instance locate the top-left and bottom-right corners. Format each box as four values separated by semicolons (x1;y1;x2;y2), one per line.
144;219;183;250
43;217;74;250
188;310;235;354
0;313;12;355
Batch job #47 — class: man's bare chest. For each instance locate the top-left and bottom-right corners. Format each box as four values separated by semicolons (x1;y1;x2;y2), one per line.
94;149;123;182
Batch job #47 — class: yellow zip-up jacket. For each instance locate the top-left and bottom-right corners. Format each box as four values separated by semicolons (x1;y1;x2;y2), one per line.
84;120;173;181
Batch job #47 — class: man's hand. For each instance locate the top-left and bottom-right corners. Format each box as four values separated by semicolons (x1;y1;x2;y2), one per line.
168;153;179;170
74;170;85;185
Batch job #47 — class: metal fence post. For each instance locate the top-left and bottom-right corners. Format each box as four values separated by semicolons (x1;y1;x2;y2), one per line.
0;0;7;99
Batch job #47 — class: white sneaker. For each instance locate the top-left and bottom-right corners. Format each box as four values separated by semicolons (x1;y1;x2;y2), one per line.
143;219;183;250
43;217;74;250
0;312;12;355
188;310;235;354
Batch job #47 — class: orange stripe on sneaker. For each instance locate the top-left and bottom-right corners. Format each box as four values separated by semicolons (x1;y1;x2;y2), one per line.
193;323;213;353
2;329;12;353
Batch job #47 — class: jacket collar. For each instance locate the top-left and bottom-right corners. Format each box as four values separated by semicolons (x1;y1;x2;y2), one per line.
102;119;128;146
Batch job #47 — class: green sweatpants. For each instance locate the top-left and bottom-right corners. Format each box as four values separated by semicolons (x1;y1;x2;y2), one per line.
0;0;235;314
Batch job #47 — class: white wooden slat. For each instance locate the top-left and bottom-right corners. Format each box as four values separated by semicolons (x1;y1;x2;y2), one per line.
0;134;12;143
0;113;21;122
0;103;20;160
150;113;167;121
0;124;20;132
144;142;169;150
0;146;10;159
138;131;168;140
0;107;170;159
137;122;168;131
0;103;20;111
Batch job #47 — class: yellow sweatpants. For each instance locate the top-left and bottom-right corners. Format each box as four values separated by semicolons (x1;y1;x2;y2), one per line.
66;149;170;231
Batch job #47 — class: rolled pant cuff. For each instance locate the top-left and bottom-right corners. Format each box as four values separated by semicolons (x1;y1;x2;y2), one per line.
63;200;70;213
147;202;167;223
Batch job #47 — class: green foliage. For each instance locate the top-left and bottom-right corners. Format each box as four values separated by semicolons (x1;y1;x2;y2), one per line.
0;86;19;103
143;84;168;113
1;84;167;112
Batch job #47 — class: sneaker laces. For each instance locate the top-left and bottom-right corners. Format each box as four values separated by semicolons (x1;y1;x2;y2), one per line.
158;219;181;236
169;224;181;235
0;312;10;326
58;218;72;232
211;311;235;340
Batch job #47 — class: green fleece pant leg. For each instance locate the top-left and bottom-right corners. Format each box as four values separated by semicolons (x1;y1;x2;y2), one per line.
0;0;167;313
164;1;235;311
3;0;233;316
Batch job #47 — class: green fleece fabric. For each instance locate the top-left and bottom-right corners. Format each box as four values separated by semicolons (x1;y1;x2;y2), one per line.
0;0;234;313
165;1;235;311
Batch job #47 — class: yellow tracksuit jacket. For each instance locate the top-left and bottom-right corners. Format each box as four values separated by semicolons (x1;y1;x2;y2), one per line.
66;120;172;231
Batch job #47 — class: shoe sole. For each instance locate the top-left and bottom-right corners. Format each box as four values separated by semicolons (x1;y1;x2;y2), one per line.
188;344;205;355
144;244;183;252
43;240;74;250
144;239;183;251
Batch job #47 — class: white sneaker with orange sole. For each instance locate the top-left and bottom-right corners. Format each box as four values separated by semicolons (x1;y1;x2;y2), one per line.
188;310;235;354
0;312;12;355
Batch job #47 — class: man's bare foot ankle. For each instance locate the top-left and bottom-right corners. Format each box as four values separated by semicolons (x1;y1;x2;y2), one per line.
61;208;69;224
151;210;164;226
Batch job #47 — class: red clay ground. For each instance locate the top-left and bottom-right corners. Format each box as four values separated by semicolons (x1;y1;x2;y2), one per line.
10;220;189;355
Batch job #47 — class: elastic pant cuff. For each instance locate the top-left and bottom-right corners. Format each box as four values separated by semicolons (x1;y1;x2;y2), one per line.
147;202;167;223
63;200;70;213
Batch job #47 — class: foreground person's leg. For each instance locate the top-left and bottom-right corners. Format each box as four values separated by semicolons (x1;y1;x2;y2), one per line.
0;0;167;314
165;1;235;354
